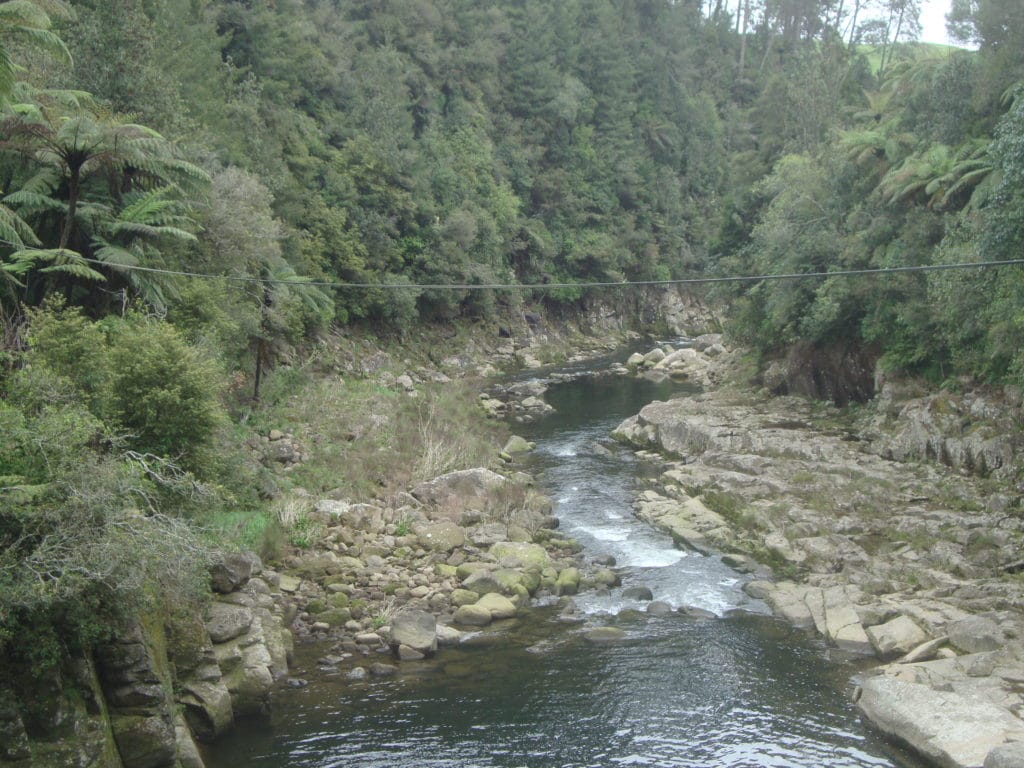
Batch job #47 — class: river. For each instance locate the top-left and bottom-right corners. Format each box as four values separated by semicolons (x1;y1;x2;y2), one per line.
202;353;915;768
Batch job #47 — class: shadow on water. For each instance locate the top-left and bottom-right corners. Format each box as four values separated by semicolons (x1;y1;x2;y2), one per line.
202;356;921;768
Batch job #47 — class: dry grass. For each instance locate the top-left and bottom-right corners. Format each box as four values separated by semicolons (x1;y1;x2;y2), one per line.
254;363;507;501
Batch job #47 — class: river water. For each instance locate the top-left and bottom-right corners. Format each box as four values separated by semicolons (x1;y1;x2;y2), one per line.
202;355;913;768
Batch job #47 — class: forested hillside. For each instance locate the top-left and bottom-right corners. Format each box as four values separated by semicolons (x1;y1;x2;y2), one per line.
3;0;1023;373
1;0;1023;700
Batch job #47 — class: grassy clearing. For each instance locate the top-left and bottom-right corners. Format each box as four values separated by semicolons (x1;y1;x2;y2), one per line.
247;348;507;501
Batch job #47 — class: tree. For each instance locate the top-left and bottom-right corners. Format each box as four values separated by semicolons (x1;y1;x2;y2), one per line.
0;0;70;103
0;98;208;308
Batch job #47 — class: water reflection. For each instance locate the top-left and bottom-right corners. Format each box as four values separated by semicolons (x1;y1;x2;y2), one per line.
202;362;911;768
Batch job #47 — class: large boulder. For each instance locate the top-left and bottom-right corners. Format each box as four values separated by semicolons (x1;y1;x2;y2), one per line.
210;551;262;594
856;676;1024;768
389;611;438;655
475;593;518;620
584;627;627;644
489;542;551;570
414;521;465;553
411;468;508;520
453;604;493;627
947;616;1005;654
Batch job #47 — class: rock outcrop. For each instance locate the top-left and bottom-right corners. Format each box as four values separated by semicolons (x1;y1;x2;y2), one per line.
0;551;292;768
612;362;1024;768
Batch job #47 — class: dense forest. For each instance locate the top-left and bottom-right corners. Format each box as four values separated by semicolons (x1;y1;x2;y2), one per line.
1;0;1023;685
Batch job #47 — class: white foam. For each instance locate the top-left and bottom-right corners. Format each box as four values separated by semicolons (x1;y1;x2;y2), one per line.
574;524;631;542
617;546;685;568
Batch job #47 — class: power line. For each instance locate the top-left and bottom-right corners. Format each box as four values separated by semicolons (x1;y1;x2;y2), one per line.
77;255;1024;291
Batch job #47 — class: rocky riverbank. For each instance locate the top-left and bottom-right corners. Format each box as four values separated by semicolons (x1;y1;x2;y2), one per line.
266;466;605;676
611;341;1024;768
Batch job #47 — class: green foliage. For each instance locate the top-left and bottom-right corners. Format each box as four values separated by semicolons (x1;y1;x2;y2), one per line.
105;318;224;464
0;362;215;661
19;299;226;469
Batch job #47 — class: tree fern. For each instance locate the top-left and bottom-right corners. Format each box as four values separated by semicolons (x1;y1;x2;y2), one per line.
6;248;104;281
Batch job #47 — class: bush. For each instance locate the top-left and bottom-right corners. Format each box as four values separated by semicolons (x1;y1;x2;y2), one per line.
18;302;227;471
106;319;225;466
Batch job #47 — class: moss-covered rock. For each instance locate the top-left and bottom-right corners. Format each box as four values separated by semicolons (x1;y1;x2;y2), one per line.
555;567;581;596
452;604;493;627
489;542;551;569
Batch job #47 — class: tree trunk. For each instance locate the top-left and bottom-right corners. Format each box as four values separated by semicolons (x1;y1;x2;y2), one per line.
738;0;751;72
252;281;272;403
847;0;862;47
60;166;80;251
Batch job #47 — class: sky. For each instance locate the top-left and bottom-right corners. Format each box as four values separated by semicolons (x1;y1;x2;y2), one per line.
918;0;952;45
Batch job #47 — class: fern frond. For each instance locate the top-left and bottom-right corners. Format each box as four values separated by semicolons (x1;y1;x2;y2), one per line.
7;247;105;281
4;189;66;213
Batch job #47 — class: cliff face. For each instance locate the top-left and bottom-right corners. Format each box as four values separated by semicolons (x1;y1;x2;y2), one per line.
0;552;292;768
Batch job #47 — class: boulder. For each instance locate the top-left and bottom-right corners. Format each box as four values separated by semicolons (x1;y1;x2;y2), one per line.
475;593;518;620
453;604;493;627
592;569;621;588
866;616;929;661
210;551;262;594
414;521;466;553
455;561;492;581
626;352;645;369
178;679;233;742
369;663;397;677
412;469;508;519
435;624;464;646
948;616;1005;654
389;611;437;655
622;586;654;602
899;636;950;664
857;676;1024;768
643;348;666;365
490;542;552;570
205;602;253;644
451;589;480;607
646;601;673;616
985;743;1024;768
462;570;503;596
555;567;581;596
397;645;425;661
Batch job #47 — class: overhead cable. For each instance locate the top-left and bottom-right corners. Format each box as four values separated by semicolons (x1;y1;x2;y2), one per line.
73;255;1024;290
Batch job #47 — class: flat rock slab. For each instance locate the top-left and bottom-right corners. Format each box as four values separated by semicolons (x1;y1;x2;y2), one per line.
824;587;873;655
857;676;1024;768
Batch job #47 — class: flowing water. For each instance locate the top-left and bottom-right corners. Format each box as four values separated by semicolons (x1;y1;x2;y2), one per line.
203;353;915;768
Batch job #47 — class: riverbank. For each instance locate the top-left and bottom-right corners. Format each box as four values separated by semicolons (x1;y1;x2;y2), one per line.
0;288;722;768
611;341;1024;768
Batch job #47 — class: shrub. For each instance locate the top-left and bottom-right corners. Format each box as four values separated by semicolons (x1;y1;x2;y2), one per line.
105;319;225;466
